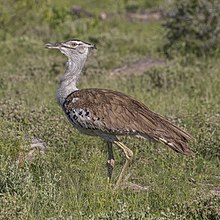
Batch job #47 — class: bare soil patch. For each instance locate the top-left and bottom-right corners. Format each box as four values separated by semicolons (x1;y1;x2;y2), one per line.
111;57;165;76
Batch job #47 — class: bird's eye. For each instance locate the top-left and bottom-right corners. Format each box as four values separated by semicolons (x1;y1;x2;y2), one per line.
71;43;78;47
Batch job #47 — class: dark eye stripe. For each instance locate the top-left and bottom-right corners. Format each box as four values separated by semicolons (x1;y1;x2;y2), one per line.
62;45;76;49
62;42;83;50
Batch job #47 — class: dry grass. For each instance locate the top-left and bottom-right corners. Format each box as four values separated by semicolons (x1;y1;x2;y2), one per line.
0;0;219;219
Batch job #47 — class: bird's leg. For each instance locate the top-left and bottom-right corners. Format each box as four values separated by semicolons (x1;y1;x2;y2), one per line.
113;141;133;190
106;142;115;183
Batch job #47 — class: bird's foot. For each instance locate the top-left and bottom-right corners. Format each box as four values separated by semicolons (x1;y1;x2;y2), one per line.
121;181;149;192
113;173;148;192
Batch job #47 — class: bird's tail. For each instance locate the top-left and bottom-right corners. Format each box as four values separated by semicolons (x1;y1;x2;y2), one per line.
139;111;193;156
158;136;192;155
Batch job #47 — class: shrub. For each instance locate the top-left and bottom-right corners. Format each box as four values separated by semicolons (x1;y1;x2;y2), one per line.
0;0;70;40
163;0;220;57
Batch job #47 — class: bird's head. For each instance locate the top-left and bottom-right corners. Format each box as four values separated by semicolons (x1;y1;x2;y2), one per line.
45;39;96;60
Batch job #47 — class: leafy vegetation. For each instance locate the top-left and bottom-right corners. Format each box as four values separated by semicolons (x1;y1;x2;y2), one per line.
163;0;220;57
0;0;219;219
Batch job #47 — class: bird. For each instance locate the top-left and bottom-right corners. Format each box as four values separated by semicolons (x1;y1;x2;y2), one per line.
45;39;192;189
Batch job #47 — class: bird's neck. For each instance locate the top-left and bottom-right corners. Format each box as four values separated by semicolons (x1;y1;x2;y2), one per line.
57;57;86;106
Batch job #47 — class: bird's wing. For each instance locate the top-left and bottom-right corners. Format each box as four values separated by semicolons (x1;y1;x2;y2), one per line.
63;88;192;155
63;88;138;134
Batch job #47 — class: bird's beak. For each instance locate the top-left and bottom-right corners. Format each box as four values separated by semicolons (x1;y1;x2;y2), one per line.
45;42;61;49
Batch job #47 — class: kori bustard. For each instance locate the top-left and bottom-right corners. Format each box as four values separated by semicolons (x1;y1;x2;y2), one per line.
45;39;192;189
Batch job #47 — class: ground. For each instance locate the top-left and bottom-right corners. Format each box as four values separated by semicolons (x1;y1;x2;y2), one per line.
0;0;219;219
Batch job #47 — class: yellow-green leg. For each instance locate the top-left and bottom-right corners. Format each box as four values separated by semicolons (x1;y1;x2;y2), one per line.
113;141;133;190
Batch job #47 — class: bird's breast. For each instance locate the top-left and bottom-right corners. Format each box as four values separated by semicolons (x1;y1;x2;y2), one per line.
65;108;91;127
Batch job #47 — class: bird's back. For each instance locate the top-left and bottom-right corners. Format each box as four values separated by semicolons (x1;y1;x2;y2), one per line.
63;88;192;155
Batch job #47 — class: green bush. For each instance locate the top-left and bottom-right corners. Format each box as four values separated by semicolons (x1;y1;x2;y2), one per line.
0;0;70;40
163;0;220;57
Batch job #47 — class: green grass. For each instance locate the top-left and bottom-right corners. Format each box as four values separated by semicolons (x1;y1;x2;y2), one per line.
0;0;220;219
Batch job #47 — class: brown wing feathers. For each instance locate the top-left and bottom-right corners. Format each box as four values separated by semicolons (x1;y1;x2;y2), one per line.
64;88;192;155
130;99;192;155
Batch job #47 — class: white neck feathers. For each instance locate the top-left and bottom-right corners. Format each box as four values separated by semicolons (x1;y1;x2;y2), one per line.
57;56;86;106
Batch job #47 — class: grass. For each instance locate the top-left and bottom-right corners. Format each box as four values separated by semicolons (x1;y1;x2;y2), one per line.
0;0;220;219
